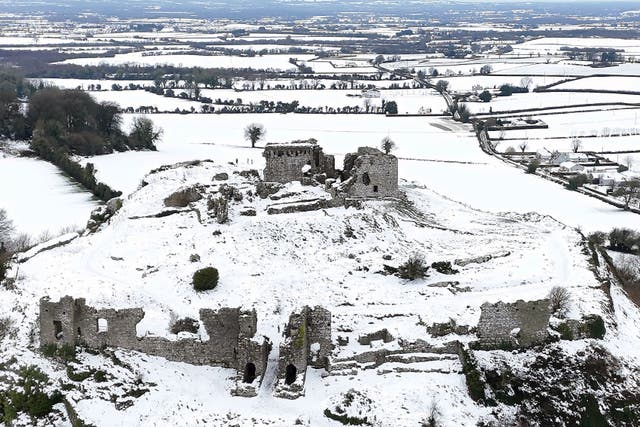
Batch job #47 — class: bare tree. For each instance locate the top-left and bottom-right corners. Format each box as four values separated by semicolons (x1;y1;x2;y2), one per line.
363;98;372;113
613;179;640;209
520;76;533;90
548;286;571;317
244;123;266;148
381;136;396;154
624;155;634;170
571;138;582;153
519;141;529;153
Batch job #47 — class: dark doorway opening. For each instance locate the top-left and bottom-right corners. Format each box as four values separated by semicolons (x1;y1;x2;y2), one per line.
53;320;63;340
243;363;256;384
373;185;379;193
285;364;297;385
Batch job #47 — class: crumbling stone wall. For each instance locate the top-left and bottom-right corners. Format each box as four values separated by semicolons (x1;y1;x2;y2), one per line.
275;306;333;399
341;147;398;198
476;299;551;349
40;297;270;384
263;140;335;183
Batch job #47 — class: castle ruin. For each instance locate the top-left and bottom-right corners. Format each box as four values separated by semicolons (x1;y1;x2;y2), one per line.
476;299;551;349
274;306;332;399
263;141;399;202
40;296;333;398
339;147;398;198
263;139;336;183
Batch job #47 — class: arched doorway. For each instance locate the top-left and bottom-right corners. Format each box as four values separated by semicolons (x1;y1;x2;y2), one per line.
243;363;256;384
285;364;297;385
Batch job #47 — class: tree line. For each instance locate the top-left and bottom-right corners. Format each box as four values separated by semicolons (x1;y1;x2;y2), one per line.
0;67;162;201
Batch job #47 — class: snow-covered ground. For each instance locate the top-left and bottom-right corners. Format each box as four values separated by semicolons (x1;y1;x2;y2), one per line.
4;159;609;426
0;155;98;237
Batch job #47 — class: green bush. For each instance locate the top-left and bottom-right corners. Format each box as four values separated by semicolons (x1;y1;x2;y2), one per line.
93;370;107;383
585;316;606;339
323;408;369;425
1;365;63;423
460;348;486;402
526;159;540;174
66;366;92;382
192;267;219;292
609;228;640;253
567;174;589;191
556;323;574;340
40;344;57;357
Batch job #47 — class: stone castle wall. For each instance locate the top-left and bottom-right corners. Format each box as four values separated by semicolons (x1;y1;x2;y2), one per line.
476;299;551;349
263;142;335;183
40;297;270;379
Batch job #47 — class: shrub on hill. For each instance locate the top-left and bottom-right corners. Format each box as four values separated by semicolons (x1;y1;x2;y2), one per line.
192;267;219;292
398;255;429;280
609;228;639;253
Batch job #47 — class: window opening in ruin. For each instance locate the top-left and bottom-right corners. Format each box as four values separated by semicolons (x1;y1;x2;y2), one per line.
97;318;108;333
243;363;257;384
362;173;371;185
53;321;63;340
285;364;297;385
314;150;320;167
77;327;82;337
373;185;379;192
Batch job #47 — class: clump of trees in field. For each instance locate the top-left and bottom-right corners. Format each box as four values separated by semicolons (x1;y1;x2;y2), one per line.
0;67;163;201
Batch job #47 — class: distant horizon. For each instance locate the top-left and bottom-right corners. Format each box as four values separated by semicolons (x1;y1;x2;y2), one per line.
1;0;639;21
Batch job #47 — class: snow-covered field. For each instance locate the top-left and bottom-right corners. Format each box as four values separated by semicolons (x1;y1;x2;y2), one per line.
0;155;98;236
58;52;316;70
552;75;640;91
511;37;640;57
487;109;640;161
467;91;640;114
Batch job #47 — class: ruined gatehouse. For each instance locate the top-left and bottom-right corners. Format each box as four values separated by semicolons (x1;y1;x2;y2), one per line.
274;306;332;399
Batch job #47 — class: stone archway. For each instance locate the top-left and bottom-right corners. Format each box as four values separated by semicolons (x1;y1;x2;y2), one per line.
285;364;297;385
243;362;256;384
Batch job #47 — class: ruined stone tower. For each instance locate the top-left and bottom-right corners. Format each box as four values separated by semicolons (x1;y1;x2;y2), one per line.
340;147;398;198
274;306;332;399
263;139;335;183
